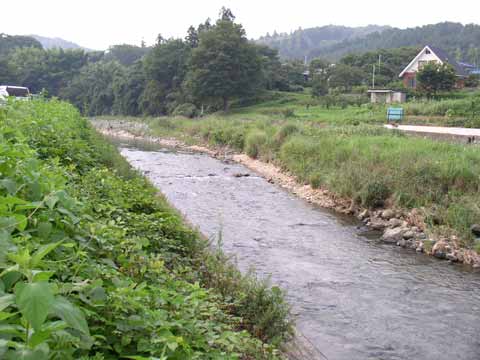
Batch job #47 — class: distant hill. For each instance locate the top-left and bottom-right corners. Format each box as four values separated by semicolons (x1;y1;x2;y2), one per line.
257;25;390;60
310;22;480;62
31;35;92;51
259;22;480;63
0;33;42;56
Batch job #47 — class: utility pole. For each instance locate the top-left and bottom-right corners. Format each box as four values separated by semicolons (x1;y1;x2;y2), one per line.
378;54;382;77
372;64;376;89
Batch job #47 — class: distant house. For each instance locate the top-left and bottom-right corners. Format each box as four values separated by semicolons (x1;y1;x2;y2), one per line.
399;46;471;89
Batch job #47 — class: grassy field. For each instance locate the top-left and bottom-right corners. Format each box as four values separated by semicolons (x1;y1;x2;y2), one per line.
222;90;480;127
96;92;480;253
0;99;293;359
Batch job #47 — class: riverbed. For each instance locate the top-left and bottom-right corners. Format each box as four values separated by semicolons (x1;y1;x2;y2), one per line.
118;140;480;360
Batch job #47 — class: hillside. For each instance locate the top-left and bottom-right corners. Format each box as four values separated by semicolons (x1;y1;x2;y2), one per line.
311;22;480;62
258;22;480;63
31;34;92;51
0;33;42;56
257;25;390;60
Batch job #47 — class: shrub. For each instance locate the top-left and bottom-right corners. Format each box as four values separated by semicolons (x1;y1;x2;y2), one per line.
275;123;299;144
172;102;198;118
361;180;391;208
309;172;323;189
245;130;268;159
281;108;296;118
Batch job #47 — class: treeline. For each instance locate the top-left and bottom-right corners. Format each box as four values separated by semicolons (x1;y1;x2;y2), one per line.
258;22;480;63
257;25;390;60
310;22;480;62
1;9;305;117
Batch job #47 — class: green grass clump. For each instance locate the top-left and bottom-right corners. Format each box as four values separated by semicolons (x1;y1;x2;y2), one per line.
0;100;291;359
245;130;268;159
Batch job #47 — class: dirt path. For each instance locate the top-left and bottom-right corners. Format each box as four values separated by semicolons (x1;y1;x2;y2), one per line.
384;124;480;138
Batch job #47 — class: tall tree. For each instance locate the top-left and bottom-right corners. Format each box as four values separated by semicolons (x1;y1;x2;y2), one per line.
417;62;456;97
187;8;263;111
141;39;191;115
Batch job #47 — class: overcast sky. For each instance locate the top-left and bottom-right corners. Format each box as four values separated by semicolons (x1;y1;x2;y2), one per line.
2;0;479;50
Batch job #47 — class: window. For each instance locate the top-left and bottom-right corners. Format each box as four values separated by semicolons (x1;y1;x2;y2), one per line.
425;49;431;54
418;60;427;69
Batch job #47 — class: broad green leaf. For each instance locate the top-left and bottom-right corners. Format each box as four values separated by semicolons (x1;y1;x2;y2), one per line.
8;249;30;269
0;217;17;234
12;214;27;232
36;222;52;239
0;294;15;311
32;271;55;282
0;230;13;264
31;241;62;267
0;311;18;321
28;328;53;348
0;179;16;195
0;324;24;337
5;343;49;360
51;296;90;335
15;282;54;331
45;195;59;210
0;269;22;290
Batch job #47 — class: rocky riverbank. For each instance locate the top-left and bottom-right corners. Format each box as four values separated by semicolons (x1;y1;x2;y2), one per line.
93;121;480;268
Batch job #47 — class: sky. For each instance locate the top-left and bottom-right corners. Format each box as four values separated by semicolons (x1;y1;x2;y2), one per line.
2;0;480;50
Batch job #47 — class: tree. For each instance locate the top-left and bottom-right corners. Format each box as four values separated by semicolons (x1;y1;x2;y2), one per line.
104;44;150;66
467;47;479;66
311;76;329;97
141;39;191;115
417;62;456;97
62;61;125;115
187;9;263;111
328;64;365;92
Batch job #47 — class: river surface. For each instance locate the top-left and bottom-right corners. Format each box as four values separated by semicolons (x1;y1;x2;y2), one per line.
118;141;480;360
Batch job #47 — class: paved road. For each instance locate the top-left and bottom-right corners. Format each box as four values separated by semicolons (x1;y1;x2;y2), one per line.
384;124;480;137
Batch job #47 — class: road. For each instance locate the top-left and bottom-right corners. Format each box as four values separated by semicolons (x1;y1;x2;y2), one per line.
384;124;480;138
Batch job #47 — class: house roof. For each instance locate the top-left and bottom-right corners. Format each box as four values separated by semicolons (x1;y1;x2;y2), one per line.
399;45;469;77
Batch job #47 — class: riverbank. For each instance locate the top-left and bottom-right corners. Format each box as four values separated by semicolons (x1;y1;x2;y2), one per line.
93;119;480;268
0;100;294;359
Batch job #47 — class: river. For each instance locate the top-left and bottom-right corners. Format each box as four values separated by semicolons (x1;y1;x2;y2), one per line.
118;141;480;360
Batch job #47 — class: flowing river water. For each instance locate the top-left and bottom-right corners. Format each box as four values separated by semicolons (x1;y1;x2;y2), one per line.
118;140;480;360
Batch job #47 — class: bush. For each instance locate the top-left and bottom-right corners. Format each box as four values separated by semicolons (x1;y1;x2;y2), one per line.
362;180;391;208
245;130;268;159
275;123;299;145
172;102;198;118
281;108;296;118
309;172;323;189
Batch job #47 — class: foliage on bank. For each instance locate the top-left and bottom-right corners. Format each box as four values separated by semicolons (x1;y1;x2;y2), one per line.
0;99;292;359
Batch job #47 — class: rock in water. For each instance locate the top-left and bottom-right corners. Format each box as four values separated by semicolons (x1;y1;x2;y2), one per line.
382;227;406;243
381;209;396;220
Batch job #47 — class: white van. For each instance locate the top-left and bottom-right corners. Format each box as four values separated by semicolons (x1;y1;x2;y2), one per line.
0;86;31;104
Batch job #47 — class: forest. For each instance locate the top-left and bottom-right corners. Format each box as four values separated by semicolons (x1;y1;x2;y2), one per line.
259;22;480;62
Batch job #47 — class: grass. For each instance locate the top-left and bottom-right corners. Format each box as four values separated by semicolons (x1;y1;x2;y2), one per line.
0;99;292;359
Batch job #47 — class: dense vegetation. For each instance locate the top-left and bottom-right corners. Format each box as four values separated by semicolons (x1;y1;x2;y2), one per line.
257;25;390;60
99;96;480;252
259;22;480;62
1;9;302;117
0;99;292;358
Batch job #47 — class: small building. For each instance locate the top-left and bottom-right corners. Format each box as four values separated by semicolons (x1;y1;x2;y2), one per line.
367;89;406;104
399;45;470;89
